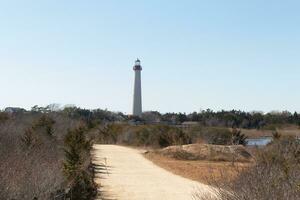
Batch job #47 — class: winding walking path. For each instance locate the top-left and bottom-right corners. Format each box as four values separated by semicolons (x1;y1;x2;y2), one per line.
92;145;216;200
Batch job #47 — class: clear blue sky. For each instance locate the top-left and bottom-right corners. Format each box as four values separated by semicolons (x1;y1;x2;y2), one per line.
1;0;300;114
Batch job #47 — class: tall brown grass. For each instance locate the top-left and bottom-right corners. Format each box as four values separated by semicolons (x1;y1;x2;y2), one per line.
194;139;300;200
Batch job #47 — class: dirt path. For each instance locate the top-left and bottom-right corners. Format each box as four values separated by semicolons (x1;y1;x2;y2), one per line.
92;145;216;200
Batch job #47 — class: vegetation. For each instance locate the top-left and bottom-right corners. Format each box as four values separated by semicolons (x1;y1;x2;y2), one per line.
231;129;248;145
1;105;299;199
151;144;252;162
0;107;105;200
272;130;282;140
145;152;249;185
194;139;300;200
63;126;96;200
32;115;56;136
189;127;232;145
0;112;9;123
143;110;300;129
97;124;191;148
0;113;70;199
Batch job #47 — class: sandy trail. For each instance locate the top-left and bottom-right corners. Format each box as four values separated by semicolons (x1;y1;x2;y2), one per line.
92;145;215;200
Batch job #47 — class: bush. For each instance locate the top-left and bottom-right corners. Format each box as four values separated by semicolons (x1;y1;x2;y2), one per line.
0;109;109;199
154;125;191;147
33;115;56;136
0;113;71;200
195;139;300;200
272;130;282;140
63;126;96;200
156;144;252;162
190;127;232;145
97;124;191;148
134;125;190;147
64;127;91;153
0;112;9;123
20;128;38;148
67;171;96;200
97;124;123;144
231;129;248;145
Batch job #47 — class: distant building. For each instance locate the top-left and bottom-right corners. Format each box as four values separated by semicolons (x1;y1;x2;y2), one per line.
4;107;26;113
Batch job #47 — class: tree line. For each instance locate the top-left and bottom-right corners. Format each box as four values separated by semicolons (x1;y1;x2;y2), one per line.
143;109;300;129
3;105;300;129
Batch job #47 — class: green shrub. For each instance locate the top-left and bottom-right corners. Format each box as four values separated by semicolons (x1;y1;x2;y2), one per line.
64;126;91;152
67;171;96;200
64;147;82;178
63;126;96;200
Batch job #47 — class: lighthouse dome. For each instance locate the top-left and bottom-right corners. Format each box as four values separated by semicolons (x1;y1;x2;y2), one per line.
133;59;142;70
135;59;141;66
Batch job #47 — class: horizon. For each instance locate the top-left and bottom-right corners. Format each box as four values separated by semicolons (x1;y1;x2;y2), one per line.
2;104;299;115
1;1;300;113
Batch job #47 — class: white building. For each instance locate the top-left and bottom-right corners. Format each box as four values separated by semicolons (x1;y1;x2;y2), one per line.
132;59;143;117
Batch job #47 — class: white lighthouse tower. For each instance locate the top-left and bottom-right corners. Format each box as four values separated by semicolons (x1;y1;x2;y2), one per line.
132;59;143;117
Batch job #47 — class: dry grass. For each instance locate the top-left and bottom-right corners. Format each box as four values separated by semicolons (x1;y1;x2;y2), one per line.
145;152;250;184
193;139;300;200
241;125;300;138
155;144;253;162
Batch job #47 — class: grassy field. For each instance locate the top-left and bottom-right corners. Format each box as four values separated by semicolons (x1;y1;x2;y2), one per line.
241;125;300;138
145;152;250;184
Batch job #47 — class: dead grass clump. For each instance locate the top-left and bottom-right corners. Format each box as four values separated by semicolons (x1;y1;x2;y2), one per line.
156;144;252;162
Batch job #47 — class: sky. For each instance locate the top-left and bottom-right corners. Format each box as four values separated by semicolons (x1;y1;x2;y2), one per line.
0;0;300;114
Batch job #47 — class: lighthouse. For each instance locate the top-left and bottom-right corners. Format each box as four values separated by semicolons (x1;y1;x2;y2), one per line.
132;59;143;117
